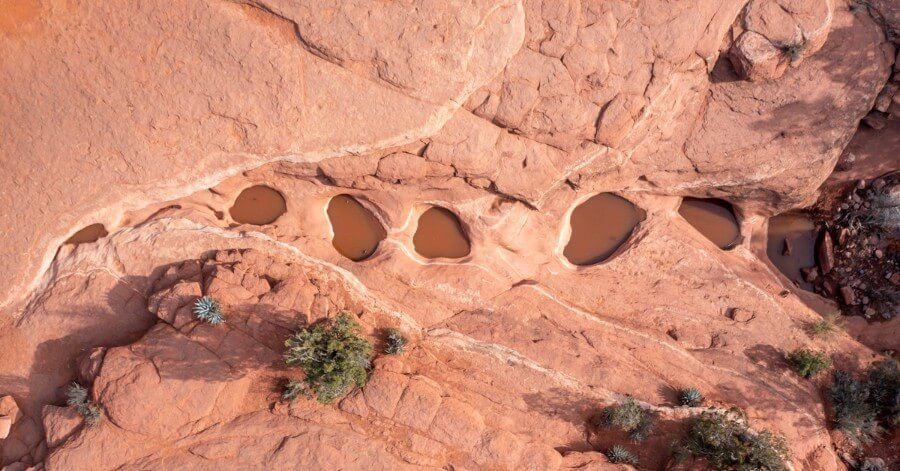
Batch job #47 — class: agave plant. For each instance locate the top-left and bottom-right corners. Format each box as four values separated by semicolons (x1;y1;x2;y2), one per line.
606;445;638;465
679;388;704;407
193;296;225;324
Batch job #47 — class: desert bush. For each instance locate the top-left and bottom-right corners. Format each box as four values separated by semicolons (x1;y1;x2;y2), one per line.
601;398;654;441
827;371;881;444
679;388;704;407
66;382;102;426
283;312;373;404
193;296;225;324
606;444;638;465
673;411;789;470
808;311;843;337
787;348;831;378
384;328;406;355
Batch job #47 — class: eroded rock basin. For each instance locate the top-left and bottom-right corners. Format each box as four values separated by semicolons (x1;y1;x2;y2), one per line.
413;207;471;259
678;198;741;249
229;185;286;225
327;194;386;261
563;193;645;266
767;214;818;290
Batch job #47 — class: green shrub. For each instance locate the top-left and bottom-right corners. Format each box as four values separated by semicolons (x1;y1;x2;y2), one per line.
673;411;789;470
601;398;654;441
787;348;831;378
679;388;704;407
283;313;373;404
65;382;102;426
384;328;406;355
827;371;881;444
808;312;843;337
606;444;638;465
193;296;225;324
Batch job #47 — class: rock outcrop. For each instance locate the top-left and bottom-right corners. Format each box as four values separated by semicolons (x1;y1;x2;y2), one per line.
1;0;898;469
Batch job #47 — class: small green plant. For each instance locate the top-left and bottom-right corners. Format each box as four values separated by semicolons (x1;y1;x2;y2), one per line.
193;296;225;324
808;311;843;337
679;388;704;407
601;398;654;441
859;457;886;471
827;371;881;444
283;312;373;404
787;348;831;378
673;411;789;470
384;328;407;355
65;382;102;426
606;444;638;465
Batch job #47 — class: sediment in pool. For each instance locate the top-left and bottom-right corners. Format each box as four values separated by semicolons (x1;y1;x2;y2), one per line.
327;195;387;261
413;207;470;259
766;214;818;290
563;193;645;266
65;224;108;245
678;198;741;249
229;185;286;225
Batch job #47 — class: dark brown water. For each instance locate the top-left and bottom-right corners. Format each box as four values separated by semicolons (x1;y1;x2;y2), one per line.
563;193;645;266
767;214;817;290
678;198;740;249
229;185;286;225
413;207;471;259
65;224;108;245
327;194;387;261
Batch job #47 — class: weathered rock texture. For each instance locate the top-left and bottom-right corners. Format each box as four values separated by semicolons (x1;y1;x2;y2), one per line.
1;0;898;470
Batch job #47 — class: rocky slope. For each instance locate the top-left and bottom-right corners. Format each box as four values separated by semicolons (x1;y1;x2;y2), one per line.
0;0;898;470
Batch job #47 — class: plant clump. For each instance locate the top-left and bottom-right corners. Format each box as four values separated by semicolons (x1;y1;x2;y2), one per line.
859;457;886;471
672;410;789;470
808;311;843;337
782;40;807;65
828;359;899;444
282;312;373;404
600;398;654;441
384;328;406;355
606;444;638;465
66;382;101;426
679;388;704;407
786;348;831;378
193;296;225;324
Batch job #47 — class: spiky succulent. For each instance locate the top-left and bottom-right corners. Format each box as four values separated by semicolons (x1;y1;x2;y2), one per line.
66;382;89;407
193;296;225;324
679;388;704;407
66;382;102;426
384;328;406;355
606;445;638;465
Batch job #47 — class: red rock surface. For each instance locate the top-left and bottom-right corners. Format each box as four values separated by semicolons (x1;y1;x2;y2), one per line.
1;0;898;470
